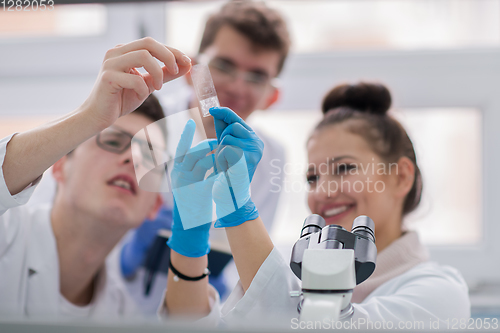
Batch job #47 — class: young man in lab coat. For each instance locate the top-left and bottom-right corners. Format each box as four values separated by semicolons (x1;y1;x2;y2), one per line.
120;0;291;308
0;38;192;318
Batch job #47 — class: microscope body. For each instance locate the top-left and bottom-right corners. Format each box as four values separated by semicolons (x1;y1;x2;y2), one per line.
290;215;377;322
300;248;356;321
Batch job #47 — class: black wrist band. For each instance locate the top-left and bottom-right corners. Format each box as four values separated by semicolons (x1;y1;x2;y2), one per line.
169;261;210;282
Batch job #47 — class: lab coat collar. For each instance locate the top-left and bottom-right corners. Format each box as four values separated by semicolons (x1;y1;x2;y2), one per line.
351;230;429;303
25;204;60;317
24;204;109;318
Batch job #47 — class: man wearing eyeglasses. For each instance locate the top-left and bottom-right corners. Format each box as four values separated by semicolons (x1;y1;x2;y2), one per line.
0;38;192;317
119;0;291;312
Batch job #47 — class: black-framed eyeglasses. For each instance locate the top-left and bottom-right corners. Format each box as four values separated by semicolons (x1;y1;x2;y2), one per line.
96;126;169;169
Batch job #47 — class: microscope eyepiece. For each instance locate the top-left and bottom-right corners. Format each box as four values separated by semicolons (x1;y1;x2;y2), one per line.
291;214;377;283
351;215;375;243
300;214;325;238
291;214;326;279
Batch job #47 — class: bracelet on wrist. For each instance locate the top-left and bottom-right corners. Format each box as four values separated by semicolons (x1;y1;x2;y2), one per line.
169;260;210;282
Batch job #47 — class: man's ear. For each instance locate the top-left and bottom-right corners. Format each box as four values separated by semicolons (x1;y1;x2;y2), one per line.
261;86;280;110
146;194;164;220
52;156;68;184
394;156;415;199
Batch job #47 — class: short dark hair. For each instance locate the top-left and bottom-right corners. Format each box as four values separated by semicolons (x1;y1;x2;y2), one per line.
199;0;291;75
315;82;423;216
132;93;167;141
133;93;165;123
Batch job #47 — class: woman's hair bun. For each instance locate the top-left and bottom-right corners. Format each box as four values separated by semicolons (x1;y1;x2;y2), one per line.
321;82;392;116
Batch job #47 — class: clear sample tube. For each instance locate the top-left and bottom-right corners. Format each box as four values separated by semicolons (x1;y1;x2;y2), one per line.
190;64;220;117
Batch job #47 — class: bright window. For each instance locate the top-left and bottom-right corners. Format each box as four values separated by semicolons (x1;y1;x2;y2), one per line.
165;0;500;55
0;4;106;38
394;108;482;245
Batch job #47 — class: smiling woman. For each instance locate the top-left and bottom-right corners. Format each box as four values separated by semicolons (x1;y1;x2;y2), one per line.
306;83;422;252
188;82;470;328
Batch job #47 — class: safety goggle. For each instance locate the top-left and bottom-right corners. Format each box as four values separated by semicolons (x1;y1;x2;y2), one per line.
198;55;279;92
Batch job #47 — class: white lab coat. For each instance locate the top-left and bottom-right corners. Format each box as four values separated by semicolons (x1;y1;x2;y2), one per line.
214;247;471;329
0;134;138;319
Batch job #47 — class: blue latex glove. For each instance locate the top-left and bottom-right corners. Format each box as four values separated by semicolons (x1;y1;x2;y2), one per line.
167;119;218;257
120;206;173;278
209;107;263;228
211;107;264;181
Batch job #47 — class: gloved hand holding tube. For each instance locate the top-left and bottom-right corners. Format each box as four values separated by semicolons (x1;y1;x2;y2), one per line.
167;119;218;257
210;107;264;228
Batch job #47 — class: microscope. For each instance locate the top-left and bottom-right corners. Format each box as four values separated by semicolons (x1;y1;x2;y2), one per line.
290;214;377;322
